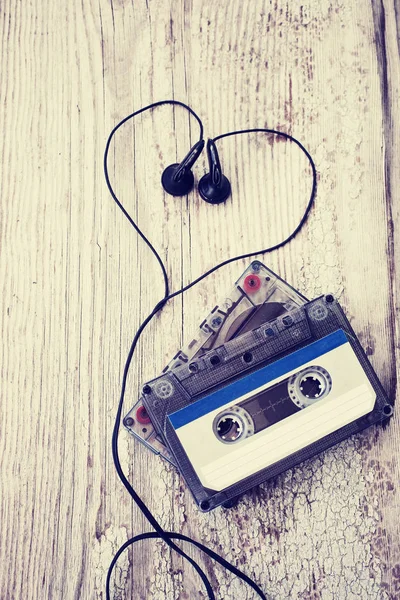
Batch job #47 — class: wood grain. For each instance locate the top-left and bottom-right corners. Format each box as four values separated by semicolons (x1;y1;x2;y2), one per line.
0;1;399;598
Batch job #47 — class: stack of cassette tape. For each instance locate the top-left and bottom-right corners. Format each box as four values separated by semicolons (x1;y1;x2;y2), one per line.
124;261;393;511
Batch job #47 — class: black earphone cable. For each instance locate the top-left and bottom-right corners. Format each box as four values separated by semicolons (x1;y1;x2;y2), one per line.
104;100;317;599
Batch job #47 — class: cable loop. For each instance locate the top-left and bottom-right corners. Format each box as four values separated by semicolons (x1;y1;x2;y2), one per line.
104;100;317;600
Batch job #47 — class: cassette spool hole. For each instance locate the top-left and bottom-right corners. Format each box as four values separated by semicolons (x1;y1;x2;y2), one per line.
288;367;331;408
216;415;243;442
300;374;327;399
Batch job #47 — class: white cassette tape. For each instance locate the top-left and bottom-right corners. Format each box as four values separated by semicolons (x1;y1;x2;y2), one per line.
142;296;393;510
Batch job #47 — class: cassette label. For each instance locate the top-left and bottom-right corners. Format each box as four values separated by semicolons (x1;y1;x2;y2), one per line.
169;330;375;490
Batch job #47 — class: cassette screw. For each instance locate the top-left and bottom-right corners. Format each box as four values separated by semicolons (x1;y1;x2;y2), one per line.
188;362;198;373
200;500;210;511
243;351;253;363
282;315;293;326
383;405;393;417
251;261;261;272
211;316;222;328
143;384;152;394
325;294;334;303
124;417;134;427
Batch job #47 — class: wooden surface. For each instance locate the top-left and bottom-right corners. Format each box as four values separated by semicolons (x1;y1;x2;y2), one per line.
1;1;399;599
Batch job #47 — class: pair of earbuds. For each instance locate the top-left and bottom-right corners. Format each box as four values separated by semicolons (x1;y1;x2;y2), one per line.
161;138;231;204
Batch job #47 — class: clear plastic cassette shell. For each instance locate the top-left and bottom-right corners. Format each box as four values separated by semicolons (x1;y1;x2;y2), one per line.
164;260;308;371
142;296;393;511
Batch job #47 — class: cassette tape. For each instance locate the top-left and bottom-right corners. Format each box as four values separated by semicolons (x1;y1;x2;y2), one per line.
142;295;393;511
124;261;308;465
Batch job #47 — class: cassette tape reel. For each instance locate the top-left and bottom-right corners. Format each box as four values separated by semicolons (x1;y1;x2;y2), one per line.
124;261;307;464
142;295;393;511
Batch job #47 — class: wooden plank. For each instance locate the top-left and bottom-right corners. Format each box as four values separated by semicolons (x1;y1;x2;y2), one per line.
0;0;399;598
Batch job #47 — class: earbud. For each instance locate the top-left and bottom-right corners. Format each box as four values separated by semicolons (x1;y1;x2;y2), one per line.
198;139;231;204
161;140;205;196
